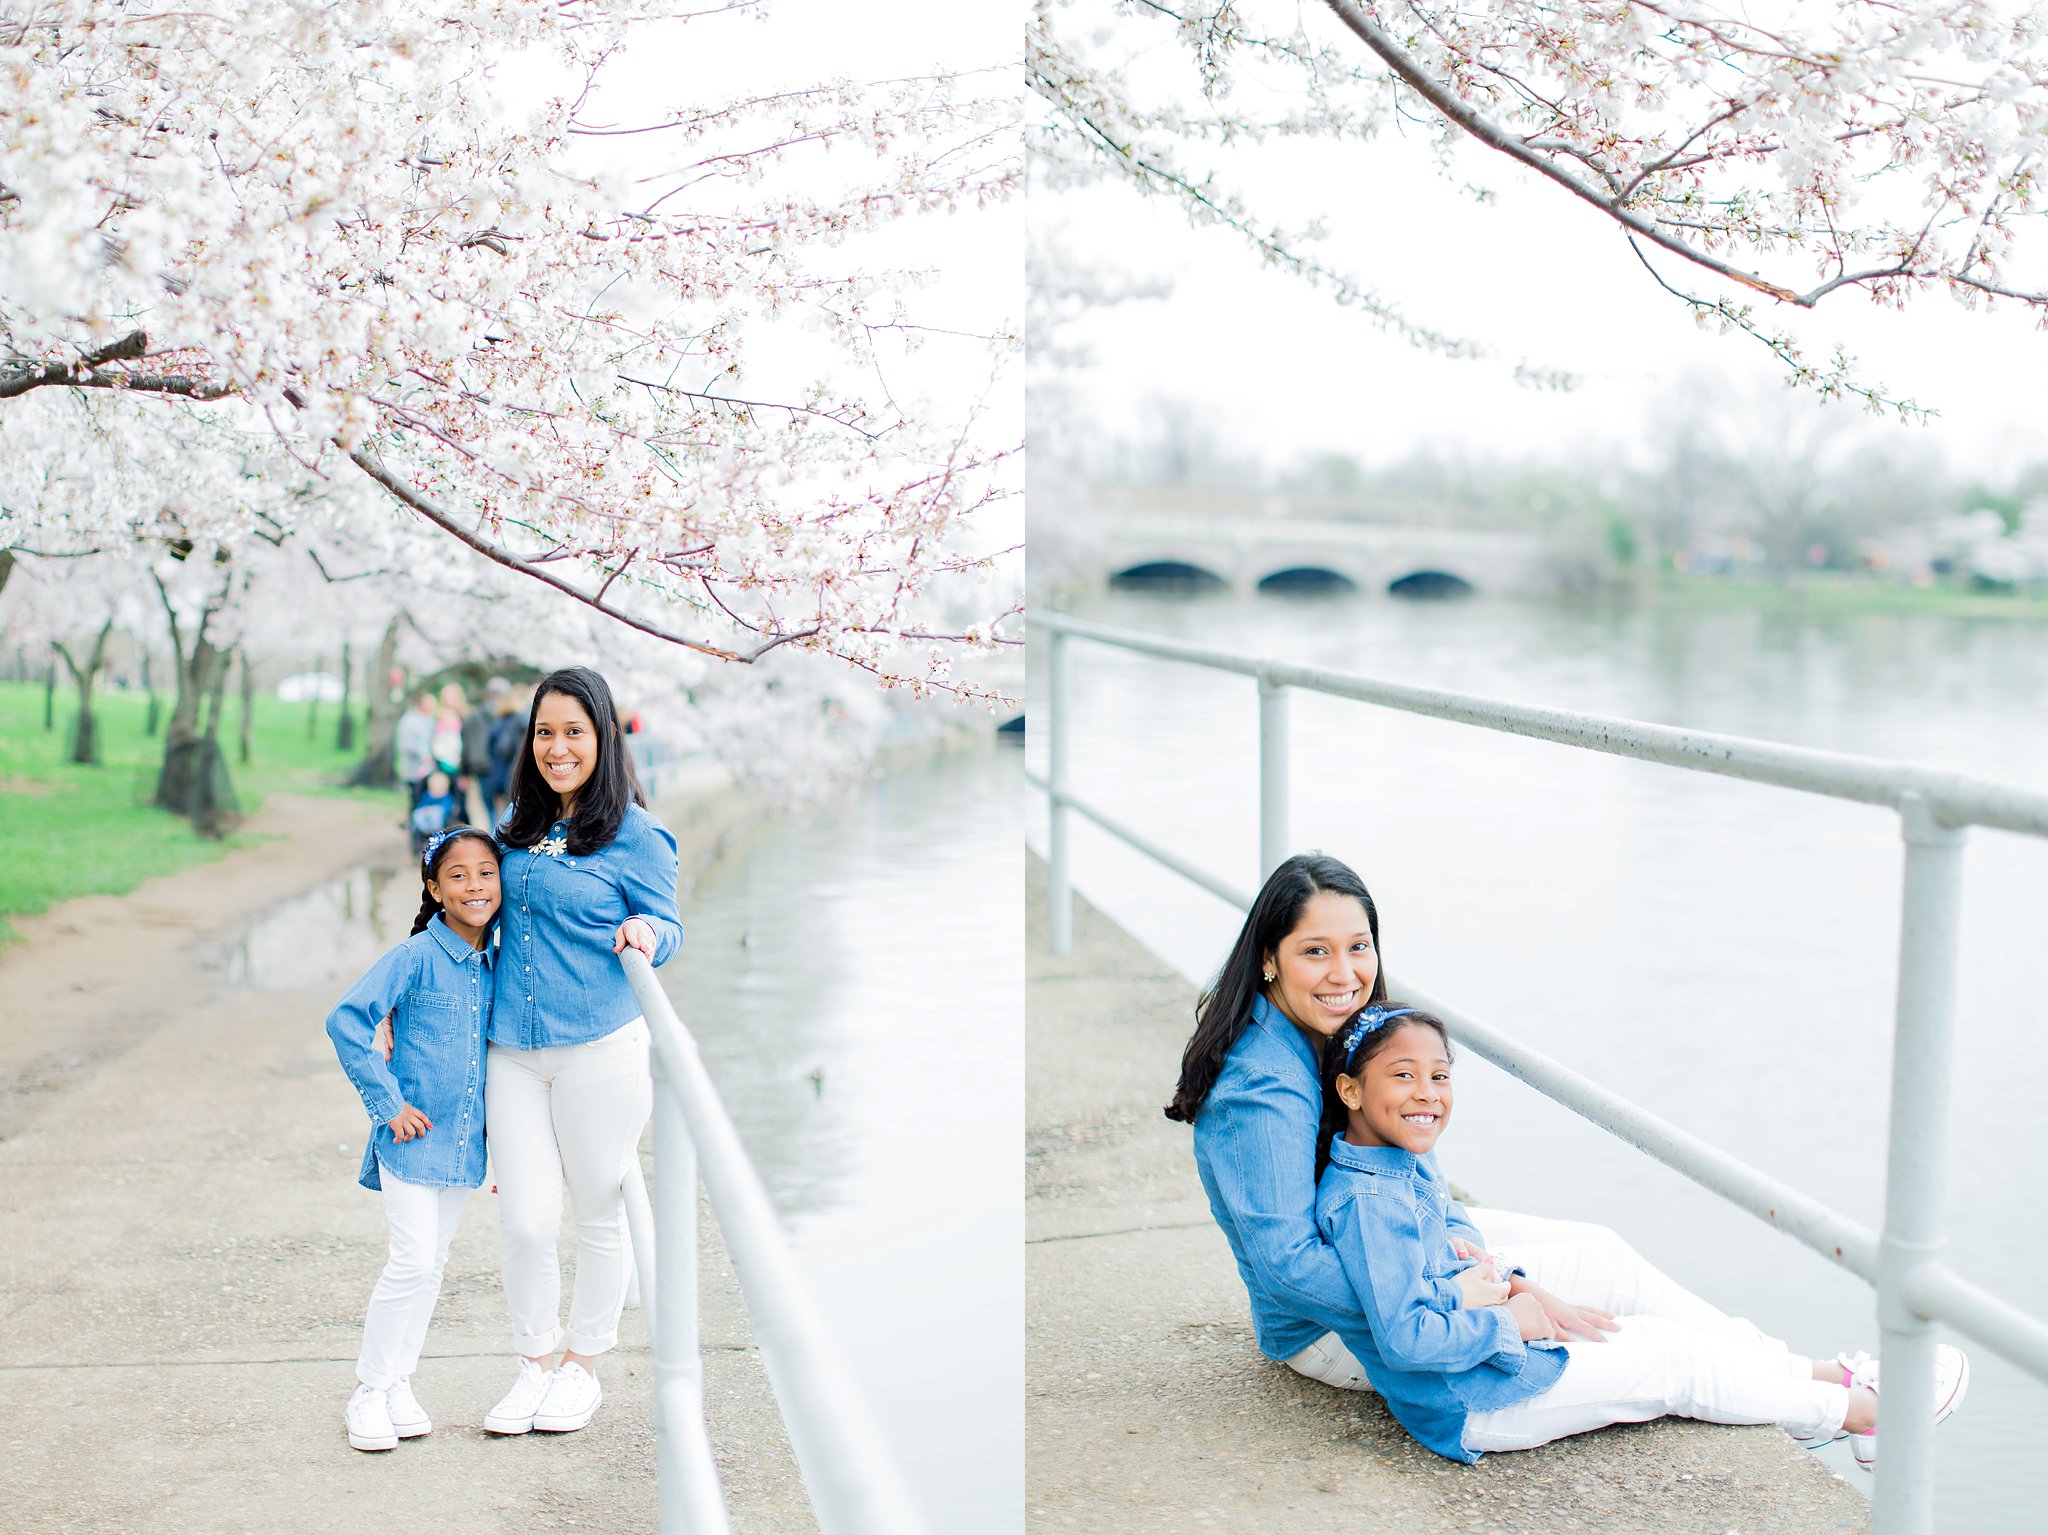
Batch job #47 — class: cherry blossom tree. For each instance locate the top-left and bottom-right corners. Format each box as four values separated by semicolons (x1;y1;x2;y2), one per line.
1031;0;2048;413
2;0;1020;705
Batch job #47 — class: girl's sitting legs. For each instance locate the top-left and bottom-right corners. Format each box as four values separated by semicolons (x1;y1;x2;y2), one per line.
1459;1314;1850;1455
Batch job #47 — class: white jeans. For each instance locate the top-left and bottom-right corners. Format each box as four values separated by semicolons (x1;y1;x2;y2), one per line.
1283;1207;1848;1451
357;1166;469;1389
486;1017;651;1357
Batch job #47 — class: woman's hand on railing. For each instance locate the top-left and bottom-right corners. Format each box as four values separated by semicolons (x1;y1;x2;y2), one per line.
613;917;657;958
1511;1277;1619;1343
1453;1264;1510;1309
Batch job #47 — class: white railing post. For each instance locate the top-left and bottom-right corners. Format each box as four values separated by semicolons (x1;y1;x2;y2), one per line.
1872;793;1967;1535
1047;628;1075;955
649;1054;731;1535
1258;674;1289;880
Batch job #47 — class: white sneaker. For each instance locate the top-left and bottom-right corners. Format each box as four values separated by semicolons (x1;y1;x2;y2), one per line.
386;1376;432;1438
482;1357;553;1435
346;1383;398;1452
1851;1344;1971;1473
532;1360;603;1433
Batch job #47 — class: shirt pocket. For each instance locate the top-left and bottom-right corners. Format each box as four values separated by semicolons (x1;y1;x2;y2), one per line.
1417;1188;1454;1279
400;990;466;1043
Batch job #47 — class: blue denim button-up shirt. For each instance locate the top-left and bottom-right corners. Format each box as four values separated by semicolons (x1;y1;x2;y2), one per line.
1317;1138;1567;1462
491;802;684;1049
325;915;493;1192
1191;994;1486;1361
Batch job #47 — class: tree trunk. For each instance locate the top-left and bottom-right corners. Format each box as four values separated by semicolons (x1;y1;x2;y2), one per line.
336;639;356;752
53;616;115;766
345;617;403;787
43;656;55;730
0;549;14;603
238;651;256;765
143;651;160;737
153;567;241;836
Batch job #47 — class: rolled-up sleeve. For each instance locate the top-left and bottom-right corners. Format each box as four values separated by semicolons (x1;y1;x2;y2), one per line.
617;813;684;967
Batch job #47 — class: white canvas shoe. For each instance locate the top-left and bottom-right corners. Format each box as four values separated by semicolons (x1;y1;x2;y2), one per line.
386;1377;432;1438
1850;1345;1971;1473
532;1360;603;1433
346;1383;398;1452
482;1357;553;1435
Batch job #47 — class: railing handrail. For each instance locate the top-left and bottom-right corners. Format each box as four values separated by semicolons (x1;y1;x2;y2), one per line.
1035;610;2048;836
1032;608;2048;1535
617;948;931;1535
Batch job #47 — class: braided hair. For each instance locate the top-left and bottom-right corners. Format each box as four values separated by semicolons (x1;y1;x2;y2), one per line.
411;825;503;936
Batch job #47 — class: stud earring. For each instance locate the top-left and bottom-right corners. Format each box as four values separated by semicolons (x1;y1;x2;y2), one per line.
1261;970;1276;984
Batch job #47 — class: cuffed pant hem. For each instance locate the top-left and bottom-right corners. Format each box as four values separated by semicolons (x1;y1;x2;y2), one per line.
564;1328;620;1357
514;1326;564;1358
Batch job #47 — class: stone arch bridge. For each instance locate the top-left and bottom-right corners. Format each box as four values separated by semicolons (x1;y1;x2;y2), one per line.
1091;512;1566;598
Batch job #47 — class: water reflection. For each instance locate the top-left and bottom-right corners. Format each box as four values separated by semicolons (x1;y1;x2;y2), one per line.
1032;588;2048;1527
208;863;409;990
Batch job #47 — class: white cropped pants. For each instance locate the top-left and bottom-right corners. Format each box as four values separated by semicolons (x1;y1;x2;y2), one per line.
1285;1208;1848;1451
486;1017;651;1358
356;1167;469;1389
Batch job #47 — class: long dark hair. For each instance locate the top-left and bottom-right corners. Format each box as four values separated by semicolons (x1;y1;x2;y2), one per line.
1315;1003;1450;1177
497;666;646;855
410;826;503;936
1164;852;1387;1123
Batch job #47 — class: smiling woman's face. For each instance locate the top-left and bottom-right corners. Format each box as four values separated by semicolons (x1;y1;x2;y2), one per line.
1261;890;1378;1040
532;690;599;810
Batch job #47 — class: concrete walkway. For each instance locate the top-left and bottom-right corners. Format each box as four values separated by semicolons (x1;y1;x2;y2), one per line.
1025;854;1869;1534
2;782;815;1535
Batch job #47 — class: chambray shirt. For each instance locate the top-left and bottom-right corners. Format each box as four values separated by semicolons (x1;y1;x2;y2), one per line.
1191;994;1486;1362
325;915;493;1192
1317;1139;1567;1462
491;802;684;1049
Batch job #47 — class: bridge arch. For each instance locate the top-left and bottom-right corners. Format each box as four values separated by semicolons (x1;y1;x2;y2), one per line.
1109;560;1228;591
1388;569;1475;600
1256;566;1357;595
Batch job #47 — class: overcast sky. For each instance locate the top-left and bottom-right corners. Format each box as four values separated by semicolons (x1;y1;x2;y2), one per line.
1035;35;2048;484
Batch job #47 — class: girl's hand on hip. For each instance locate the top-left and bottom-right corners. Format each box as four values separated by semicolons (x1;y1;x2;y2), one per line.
1504;1292;1556;1342
1518;1280;1618;1343
1454;1265;1509;1309
373;1015;394;1062
613;917;656;958
388;1104;433;1142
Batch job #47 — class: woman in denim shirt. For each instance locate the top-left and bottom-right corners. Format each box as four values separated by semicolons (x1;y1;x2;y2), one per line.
1169;853;1749;1392
327;826;501;1451
481;666;683;1438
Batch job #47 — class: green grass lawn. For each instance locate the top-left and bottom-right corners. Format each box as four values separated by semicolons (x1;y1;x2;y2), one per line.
0;680;393;944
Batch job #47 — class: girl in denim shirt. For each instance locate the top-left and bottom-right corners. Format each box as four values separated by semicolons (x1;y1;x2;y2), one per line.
1316;1004;1969;1467
326;825;501;1452
481;666;683;1438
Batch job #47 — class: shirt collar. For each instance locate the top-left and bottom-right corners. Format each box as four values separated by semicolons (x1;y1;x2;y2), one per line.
1325;1136;1426;1177
425;913;491;965
1249;992;1321;1076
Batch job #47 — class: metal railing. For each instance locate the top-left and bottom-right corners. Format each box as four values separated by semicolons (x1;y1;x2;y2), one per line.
613;949;931;1535
1031;609;2048;1535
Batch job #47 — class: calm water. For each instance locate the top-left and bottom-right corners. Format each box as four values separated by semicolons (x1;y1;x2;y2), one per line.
218;742;1021;1532
1028;588;2048;1525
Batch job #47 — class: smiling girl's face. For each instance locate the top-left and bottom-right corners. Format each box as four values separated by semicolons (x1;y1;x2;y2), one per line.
532;690;599;810
1262;890;1379;1040
429;838;501;947
1335;1021;1453;1154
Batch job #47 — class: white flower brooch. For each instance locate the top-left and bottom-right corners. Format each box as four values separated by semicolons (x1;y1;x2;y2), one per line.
532;834;569;857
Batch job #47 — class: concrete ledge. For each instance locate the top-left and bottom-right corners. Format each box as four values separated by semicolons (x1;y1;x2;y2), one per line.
1026;853;1869;1534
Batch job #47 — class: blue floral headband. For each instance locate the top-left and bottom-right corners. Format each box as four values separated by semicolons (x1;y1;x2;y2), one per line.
421;826;475;870
1337;1004;1417;1070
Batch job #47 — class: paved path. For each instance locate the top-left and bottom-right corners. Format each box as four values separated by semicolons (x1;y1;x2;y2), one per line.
2;780;817;1535
1025;854;1869;1534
